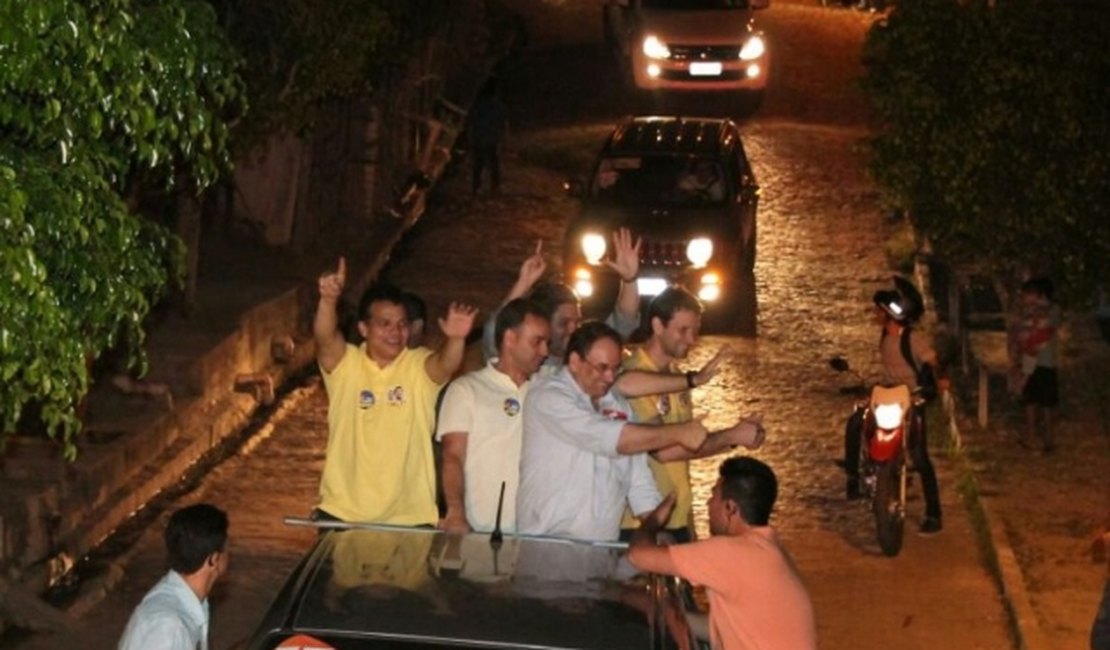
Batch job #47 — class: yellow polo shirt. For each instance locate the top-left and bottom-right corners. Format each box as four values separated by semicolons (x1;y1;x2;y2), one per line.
319;344;441;525
620;347;694;531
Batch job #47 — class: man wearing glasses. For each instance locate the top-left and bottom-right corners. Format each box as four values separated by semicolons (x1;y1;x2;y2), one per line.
516;321;711;542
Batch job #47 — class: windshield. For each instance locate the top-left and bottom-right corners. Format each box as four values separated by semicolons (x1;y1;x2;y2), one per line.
643;0;752;9
591;155;728;206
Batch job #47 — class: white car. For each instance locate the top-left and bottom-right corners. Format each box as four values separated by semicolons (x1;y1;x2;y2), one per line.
604;0;771;100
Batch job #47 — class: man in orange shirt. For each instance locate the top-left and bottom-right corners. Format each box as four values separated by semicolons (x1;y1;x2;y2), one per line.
628;457;816;650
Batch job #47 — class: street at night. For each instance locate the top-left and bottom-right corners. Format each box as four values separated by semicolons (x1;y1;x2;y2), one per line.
3;1;1107;649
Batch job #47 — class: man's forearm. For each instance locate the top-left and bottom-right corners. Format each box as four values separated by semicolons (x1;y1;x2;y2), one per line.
441;453;467;519
653;429;734;462
615;370;689;398
616;421;700;455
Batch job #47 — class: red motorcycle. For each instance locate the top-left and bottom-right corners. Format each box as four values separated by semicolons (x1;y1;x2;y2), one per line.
832;357;921;557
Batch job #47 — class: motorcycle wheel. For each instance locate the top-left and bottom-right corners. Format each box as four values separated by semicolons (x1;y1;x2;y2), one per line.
873;460;904;556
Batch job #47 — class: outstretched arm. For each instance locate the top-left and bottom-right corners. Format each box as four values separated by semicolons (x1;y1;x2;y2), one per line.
654;413;766;462
617;420;707;456
615;347;729;398
426;302;479;384
628;495;681;575
315;257;348;373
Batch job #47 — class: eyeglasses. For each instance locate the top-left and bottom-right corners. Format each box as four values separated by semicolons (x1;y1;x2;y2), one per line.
583;358;621;377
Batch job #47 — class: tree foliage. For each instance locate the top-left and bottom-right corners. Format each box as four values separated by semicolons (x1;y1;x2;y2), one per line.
862;0;1110;303
0;0;244;457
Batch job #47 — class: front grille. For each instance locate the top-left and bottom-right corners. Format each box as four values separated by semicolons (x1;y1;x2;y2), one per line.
669;45;743;61
660;70;745;82
641;240;689;267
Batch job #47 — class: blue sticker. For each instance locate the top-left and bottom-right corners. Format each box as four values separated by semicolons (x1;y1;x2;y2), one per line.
359;390;376;409
503;398;521;416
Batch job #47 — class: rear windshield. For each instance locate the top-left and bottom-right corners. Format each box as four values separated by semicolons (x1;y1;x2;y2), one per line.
643;0;753;9
591;155;728;207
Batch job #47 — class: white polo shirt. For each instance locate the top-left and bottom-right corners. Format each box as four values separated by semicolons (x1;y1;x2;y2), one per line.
436;361;530;532
516;367;661;542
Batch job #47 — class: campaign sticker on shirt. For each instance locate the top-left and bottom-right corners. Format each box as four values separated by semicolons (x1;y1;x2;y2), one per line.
656;394;672;416
600;408;629;421
359;390;376;409
387;385;406;405
679;391;692;409
503;397;521;416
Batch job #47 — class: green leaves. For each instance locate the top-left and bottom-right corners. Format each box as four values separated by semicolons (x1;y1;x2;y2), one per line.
862;0;1110;302
0;0;244;458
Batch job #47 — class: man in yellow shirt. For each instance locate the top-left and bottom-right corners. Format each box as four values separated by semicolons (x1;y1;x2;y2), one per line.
620;287;765;542
313;257;477;525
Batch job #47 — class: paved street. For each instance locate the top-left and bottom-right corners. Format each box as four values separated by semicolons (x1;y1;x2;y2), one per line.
6;1;1019;649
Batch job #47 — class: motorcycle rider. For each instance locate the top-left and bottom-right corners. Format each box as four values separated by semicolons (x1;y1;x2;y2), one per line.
844;277;944;536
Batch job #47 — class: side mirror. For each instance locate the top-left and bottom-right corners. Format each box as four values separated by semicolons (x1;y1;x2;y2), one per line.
564;178;586;198
829;357;850;373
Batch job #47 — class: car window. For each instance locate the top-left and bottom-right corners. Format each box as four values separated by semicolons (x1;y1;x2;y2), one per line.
592;156;728;207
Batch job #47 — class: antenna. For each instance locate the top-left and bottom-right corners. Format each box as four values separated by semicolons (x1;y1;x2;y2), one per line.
490;481;506;548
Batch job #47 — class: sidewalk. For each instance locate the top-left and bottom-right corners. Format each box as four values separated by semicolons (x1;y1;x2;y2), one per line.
959;313;1110;649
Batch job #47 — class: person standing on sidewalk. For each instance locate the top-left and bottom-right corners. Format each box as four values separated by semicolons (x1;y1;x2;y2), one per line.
619;287;766;543
118;504;229;650
314;257;478;525
1013;277;1060;453
468;79;508;197
628;457;817;650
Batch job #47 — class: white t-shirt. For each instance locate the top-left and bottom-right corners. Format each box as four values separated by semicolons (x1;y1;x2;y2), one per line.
436;362;530;532
118;571;209;650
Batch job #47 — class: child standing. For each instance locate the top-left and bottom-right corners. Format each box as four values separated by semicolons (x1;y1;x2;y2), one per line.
1014;277;1060;452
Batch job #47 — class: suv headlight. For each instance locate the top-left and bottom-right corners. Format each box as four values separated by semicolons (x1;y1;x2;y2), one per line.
642;35;671;60
739;35;765;61
686;238;713;267
581;233;607;265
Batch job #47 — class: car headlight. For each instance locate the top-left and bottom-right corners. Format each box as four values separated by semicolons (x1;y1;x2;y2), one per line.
686;238;713;267
642;35;671;60
739;35;765;61
581;233;607;265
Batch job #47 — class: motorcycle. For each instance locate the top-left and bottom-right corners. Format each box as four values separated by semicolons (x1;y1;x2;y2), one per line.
830;357;921;557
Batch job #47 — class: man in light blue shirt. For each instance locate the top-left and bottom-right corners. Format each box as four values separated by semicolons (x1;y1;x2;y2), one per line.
516;322;709;542
119;503;229;650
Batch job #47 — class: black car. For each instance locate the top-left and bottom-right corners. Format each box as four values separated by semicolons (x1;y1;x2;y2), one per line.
564;116;759;335
244;525;706;650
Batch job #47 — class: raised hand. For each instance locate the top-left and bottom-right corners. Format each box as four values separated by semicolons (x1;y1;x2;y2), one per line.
692;346;731;387
439;302;479;339
605;227;642;282
318;257;347;301
518;239;547;289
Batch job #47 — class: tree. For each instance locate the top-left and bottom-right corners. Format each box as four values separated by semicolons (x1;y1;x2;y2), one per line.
862;0;1110;304
0;0;245;458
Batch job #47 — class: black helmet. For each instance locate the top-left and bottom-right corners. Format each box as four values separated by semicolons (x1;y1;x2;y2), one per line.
873;276;924;323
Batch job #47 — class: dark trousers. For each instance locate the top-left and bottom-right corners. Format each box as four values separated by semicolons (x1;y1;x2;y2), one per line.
845;405;942;520
472;144;501;194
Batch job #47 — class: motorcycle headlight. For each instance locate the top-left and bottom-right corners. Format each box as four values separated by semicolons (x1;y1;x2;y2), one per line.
581;233;607;265
686;238;713;267
873;402;904;430
739;35;765;61
642;35;671;60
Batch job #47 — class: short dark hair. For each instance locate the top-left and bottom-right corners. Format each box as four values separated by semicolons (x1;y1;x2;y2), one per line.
165;504;228;574
357;283;407;321
401;291;427;323
648;286;703;327
1021;277;1054;302
495;298;549;350
529;282;579;321
564;320;622;365
718;457;777;526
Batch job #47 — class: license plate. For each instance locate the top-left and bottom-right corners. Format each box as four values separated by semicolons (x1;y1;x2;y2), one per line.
689;62;723;76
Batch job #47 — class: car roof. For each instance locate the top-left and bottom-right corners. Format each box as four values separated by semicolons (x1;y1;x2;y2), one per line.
603;116;739;157
255;526;678;650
